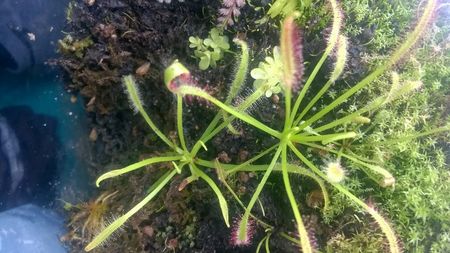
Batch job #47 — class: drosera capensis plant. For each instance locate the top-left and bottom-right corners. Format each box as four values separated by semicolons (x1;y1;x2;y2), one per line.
85;36;308;251
163;0;448;252
85;0;449;252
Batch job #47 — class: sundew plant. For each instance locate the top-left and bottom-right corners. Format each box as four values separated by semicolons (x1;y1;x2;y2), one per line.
85;0;448;252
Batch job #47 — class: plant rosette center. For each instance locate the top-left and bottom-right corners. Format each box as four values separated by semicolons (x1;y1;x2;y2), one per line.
180;152;194;164
282;127;301;143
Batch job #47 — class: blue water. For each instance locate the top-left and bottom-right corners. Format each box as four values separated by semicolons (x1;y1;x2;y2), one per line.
0;72;92;207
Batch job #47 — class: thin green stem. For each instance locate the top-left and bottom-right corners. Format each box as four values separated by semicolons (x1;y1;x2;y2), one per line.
177;94;188;151
177;85;281;138
301;141;378;164
290;51;329;127
285;89;292;130
312;97;384;133
225;144;279;174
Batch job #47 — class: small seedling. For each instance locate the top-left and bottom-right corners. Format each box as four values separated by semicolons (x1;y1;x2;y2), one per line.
250;46;284;97
189;28;230;70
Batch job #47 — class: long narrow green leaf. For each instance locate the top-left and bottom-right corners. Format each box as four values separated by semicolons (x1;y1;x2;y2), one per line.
226;39;249;104
191;164;230;227
281;143;313;253
123;75;176;150
239;146;282;242
85;169;177;251
291;132;356;144
177;85;281;138
96;156;181;187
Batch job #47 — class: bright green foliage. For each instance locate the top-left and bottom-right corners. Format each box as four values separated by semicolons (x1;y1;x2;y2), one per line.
342;0;420;51
321;7;450;250
250;46;284;97
325;231;386;253
267;0;298;18
267;0;314;18
189;28;230;70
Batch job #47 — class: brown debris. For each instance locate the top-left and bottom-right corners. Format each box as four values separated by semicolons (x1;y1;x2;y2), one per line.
217;151;232;163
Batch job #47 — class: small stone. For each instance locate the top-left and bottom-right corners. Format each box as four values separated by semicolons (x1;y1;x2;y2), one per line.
238;186;246;195
85;0;95;6
70;95;77;103
135;62;150;76
86;97;96;112
89;128;98;141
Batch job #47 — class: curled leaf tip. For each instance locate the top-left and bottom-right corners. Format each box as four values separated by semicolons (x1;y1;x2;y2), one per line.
164;60;191;92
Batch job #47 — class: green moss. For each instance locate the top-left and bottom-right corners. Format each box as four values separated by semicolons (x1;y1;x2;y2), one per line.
342;0;420;52
326;232;386;253
322;5;450;251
